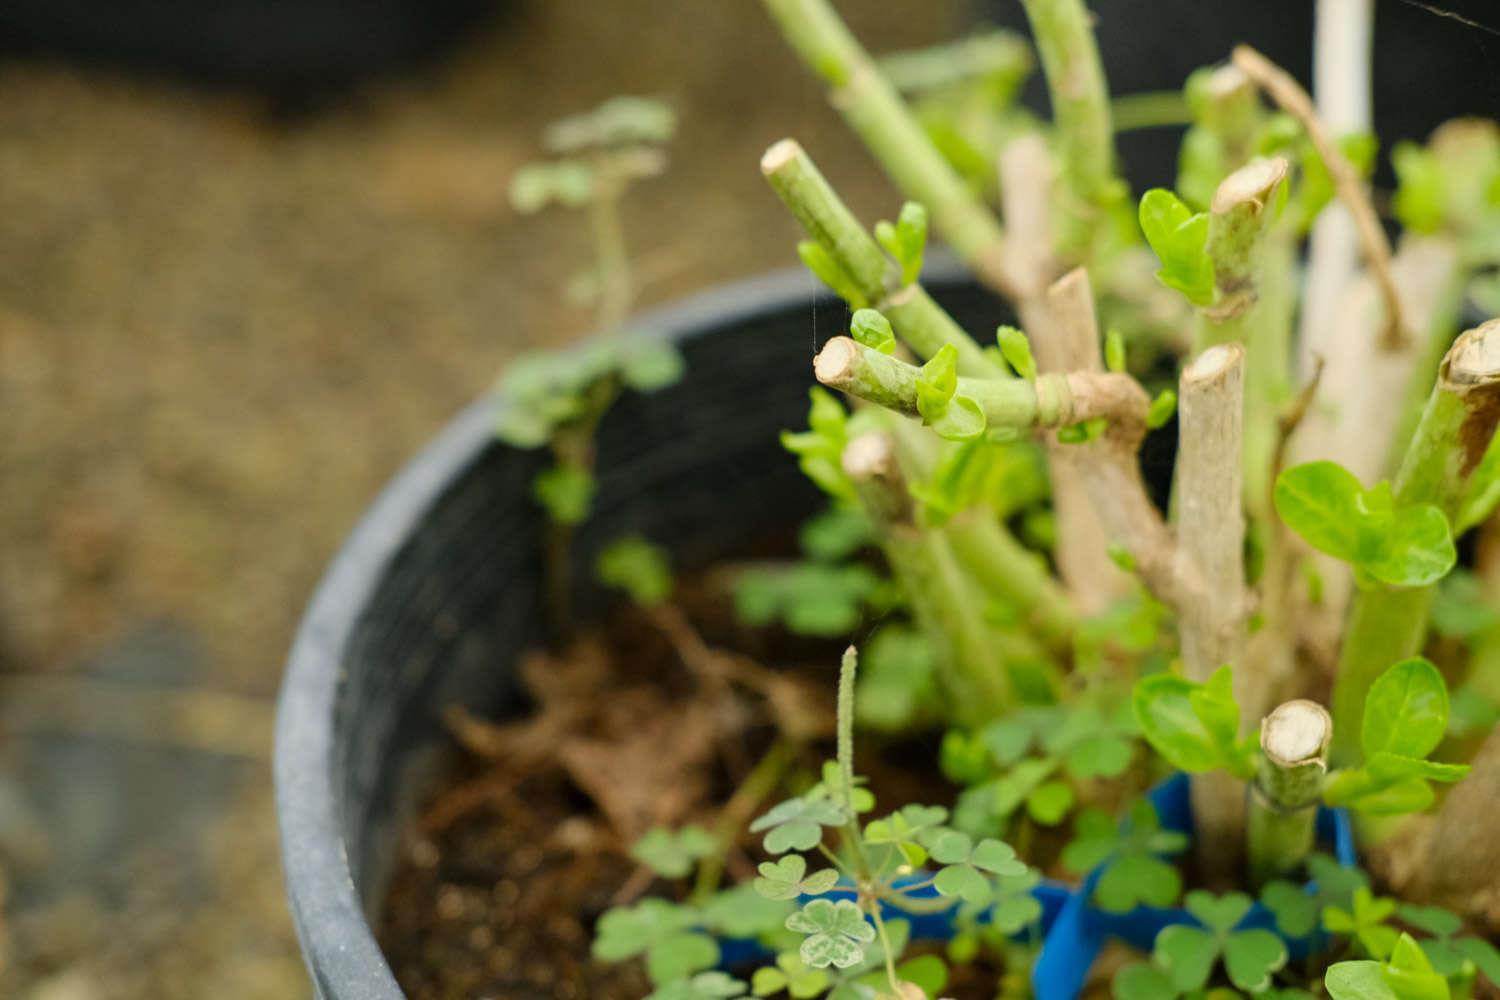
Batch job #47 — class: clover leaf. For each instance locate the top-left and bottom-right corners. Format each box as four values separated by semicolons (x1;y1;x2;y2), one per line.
863;804;949;868
1133;666;1255;779
701;884;796;940
785;899;877;969
753;855;841;901
1138;188;1214;305
1397;902;1500;985
1261;879;1320;938
926;830;1028;905
1274;462;1456;588
750;796;849;854
631;825;717;878
1324;887;1401;960
1063;800;1187;913
750;952;830;998
646;972;748;1000
593;898;719;985
732;562;880;638
1114;891;1288;997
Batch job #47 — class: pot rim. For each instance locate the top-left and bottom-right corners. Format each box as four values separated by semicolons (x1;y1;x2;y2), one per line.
272;259;969;996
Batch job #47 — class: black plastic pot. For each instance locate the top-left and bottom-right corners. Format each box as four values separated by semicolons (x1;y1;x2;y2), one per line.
273;262;1004;997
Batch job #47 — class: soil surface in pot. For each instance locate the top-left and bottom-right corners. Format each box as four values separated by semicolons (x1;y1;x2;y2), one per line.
377;566;1033;999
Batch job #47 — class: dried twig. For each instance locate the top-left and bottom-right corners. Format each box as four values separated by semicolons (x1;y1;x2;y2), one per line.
1232;44;1406;349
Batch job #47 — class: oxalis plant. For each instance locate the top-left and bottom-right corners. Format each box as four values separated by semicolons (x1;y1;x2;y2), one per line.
576;0;1500;998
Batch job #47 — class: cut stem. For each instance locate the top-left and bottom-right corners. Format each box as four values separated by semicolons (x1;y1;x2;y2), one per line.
1175;343;1251;883
1249;700;1332;888
814;335;1148;433
1331;319;1500;763
761;0;1015;296
761;139;1001;376
1018;0;1117;259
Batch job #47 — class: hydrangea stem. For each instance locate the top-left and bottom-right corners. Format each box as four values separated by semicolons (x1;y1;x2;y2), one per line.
1331;319;1500;763
760;139;1001;377
760;0;1016;296
814;335;1148;433
1248;700;1332;887
843;430;1012;720
1017;0;1117;260
1197;158;1291;518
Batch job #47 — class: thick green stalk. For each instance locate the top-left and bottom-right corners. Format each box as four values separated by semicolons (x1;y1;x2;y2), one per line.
760;0;1015;296
761;139;1001;377
1331;319;1500;764
945;512;1076;653
1018;0;1117;258
843;430;1012;720
1248;700;1331;887
814;335;1146;432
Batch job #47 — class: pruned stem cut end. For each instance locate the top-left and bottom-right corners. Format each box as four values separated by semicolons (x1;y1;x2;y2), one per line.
761;138;802;176
1210;157;1289;215
1261;699;1332;767
1441;318;1500;391
814;336;860;387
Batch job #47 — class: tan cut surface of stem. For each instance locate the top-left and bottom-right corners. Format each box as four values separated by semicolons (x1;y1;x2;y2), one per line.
1261;700;1332;767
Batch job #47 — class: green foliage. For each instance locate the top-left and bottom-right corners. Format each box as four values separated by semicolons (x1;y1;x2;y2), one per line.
1324;887;1401;960
534;464;596;525
874;201;929;285
1326;933;1453;1000
1398;902;1500;987
733;562;880;637
593;898;720;985
1063;799;1188;913
849;309;897;354
915;344;987;441
781;388;857;501
1324;659;1469;815
927;830;1027;905
1274;462;1456;588
750;794;850;855
863;803;949;867
853;623;943;732
701;884;797;940
1147;389;1178;430
646;972;749;1000
906;436;1048;526
752;855;841;901
1114;891;1288;997
496;340;685;448
785;899;876;970
597;536;673;607
632;825;717;878
1132;666;1256;779
1105;328;1127;374
996;325;1037;382
544;95;678;152
1138;188;1214;306
1430;570;1500;638
798;240;868;307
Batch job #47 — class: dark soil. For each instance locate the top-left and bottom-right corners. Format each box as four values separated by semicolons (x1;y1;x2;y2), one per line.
376;575;1015;999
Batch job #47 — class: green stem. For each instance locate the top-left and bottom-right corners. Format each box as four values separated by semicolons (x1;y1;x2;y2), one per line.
1331;320;1500;764
761;140;1001;377
1110;90;1192;132
869;906;902;993
589;175;633;332
815;335;1146;431
760;0;1015;296
837;645;857;810
1018;0;1118;258
692;740;795;904
944;511;1077;653
1248;700;1331;887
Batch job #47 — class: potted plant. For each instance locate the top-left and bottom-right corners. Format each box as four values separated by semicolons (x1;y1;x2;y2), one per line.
276;1;1500;998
